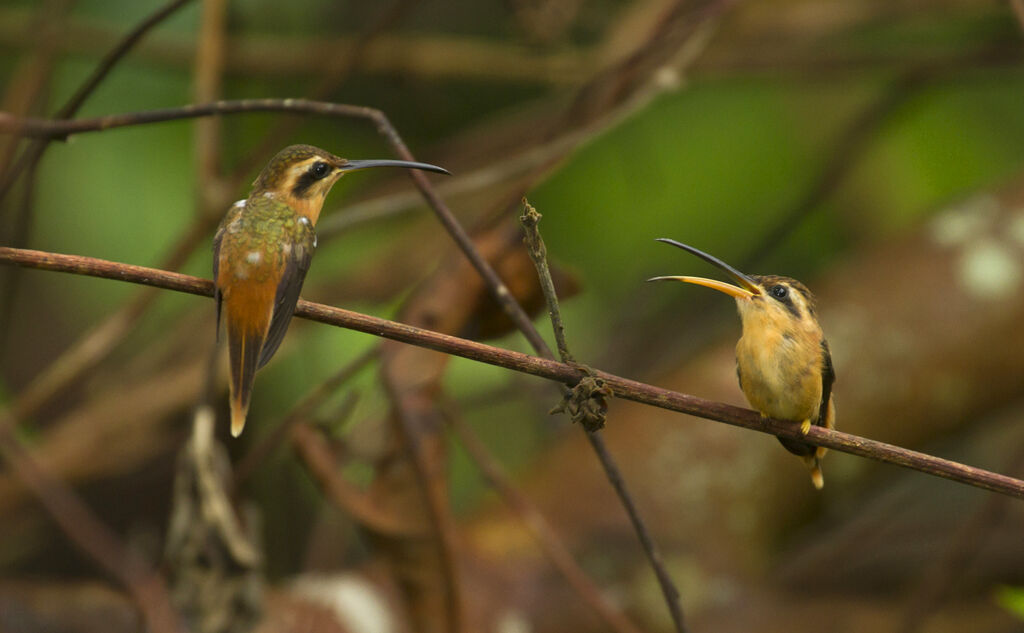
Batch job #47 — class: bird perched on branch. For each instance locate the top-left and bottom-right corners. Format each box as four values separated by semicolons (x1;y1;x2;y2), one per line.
214;144;448;436
649;238;835;489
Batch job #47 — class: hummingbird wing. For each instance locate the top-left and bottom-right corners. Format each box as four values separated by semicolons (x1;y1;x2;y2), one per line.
772;340;835;459
817;339;835;428
212;221;227;335
214;197;310;436
257;218;316;369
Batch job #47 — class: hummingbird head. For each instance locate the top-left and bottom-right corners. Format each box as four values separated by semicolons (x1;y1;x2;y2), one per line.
253;144;347;202
648;238;821;338
251;144;450;224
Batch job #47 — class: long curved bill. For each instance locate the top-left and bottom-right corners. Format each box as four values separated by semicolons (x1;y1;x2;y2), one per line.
647;238;761;299
340;158;450;175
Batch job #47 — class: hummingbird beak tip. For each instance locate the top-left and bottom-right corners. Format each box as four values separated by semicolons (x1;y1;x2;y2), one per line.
653;238;761;295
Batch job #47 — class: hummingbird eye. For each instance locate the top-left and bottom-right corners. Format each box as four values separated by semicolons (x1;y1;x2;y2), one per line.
770;284;789;300
310;161;331;179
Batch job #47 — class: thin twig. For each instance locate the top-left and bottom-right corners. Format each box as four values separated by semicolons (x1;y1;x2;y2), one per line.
442;402;644;633
3;247;1024;499
519;201;687;633
0;99;373;139
0;412;181;633
519;200;573;363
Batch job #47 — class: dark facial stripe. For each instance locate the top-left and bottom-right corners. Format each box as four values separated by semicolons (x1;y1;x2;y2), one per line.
291;169;319;198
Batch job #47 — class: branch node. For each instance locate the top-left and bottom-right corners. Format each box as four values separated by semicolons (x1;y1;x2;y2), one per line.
519;200;546;260
549;370;612;432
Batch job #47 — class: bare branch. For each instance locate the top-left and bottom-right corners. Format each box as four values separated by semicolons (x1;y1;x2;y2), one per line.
5;247;1023;500
0;100;378;140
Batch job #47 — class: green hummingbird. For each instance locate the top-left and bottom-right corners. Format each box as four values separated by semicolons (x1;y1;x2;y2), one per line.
213;144;448;436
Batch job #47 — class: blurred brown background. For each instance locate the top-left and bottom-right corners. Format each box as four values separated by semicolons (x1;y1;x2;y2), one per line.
2;0;1024;631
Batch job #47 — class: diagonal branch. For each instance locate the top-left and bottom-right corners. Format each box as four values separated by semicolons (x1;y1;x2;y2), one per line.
4;246;1024;500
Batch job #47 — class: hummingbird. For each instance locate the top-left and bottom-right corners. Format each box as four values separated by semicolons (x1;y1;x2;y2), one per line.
213;144;448;436
649;238;835;489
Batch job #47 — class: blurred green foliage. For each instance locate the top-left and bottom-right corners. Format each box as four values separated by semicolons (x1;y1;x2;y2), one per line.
997;585;1024;620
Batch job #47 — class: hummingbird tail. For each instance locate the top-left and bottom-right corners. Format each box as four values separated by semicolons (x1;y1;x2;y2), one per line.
230;398;250;437
804;455;824;490
228;326;264;437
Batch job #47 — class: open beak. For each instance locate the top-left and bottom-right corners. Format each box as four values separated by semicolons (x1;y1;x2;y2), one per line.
647;238;761;300
339;158;450;175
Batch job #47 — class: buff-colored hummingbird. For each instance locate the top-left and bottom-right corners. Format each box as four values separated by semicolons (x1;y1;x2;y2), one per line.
650;238;835;489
